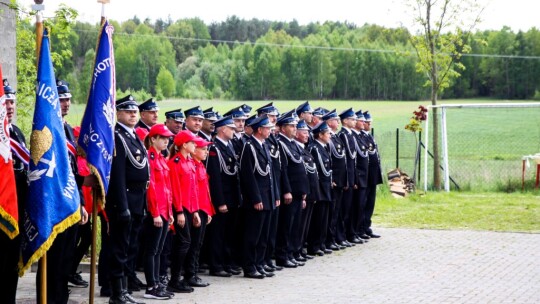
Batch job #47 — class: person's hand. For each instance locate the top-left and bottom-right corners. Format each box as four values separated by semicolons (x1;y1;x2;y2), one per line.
302;200;306;209
193;212;201;227
254;202;263;211
283;193;293;204
118;209;131;222
331;182;336;188
353;184;358;190
219;205;228;213
275;199;280;207
80;207;89;225
207;215;212;224
153;216;163;228
169;215;174;224
177;213;186;228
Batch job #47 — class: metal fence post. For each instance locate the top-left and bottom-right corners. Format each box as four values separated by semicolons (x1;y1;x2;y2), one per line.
396;128;399;168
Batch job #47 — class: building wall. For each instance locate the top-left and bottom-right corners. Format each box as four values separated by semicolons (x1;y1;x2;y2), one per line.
0;0;17;87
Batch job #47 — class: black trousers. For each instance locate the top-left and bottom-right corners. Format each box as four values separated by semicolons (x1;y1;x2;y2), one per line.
352;187;368;237
296;200;314;255
98;214;111;290
71;219;92;275
143;216;169;287
307;201;330;253
170;211;191;280
326;188;343;246
0;233;19;304
159;230;172;277
338;187;353;242
242;208;271;273
275;196;302;262
363;185;378;234
209;207;237;272
126;214;144;280
264;207;279;265
37;223;78;304
184;211;208;279
108;215;132;279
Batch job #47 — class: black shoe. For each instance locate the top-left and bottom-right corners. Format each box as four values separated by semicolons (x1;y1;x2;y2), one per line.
291;259;305;266
144;287;170;300
328;243;340;251
109;294;129;304
225;267;242;275
131;276;147;288
188;276;210;287
323;248;333;254
123;291;145;304
309;250;324;256
263;265;275;272
157;283;175;298
276;260;297;268
167;280;194;293
294;255;307;262
339;241;351;248
257;267;275;277
302;253;315;259
368;232;381;238
68;272;89;288
359;234;371;240
244;271;265;279
210;270;232;277
266;262;283;271
349;237;364;244
199;263;209;270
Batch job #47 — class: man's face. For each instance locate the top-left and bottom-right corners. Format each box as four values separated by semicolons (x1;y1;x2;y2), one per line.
319;130;332;144
233;119;245;133
60;97;71;117
312;116;321;125
202;119;215;134
218;125;235;140
117;110;139;128
296;129;309;144
300;112;313;124
326;118;339;130
355;119;365;131
5;99;15;123
185;116;203;133
267;114;277;124
256;126;272;140
165;118;183;134
364;121;371;131
140;110;158;127
244;126;253;136
280;124;297;139
342;117;356;129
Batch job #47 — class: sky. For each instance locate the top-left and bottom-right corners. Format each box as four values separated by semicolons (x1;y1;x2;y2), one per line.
22;0;539;33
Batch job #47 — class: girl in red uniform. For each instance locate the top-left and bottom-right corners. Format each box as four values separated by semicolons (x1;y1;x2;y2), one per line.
183;137;216;287
166;130;199;293
143;124;174;300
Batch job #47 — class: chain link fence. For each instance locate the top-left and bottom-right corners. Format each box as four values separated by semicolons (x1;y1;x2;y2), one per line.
375;105;540;192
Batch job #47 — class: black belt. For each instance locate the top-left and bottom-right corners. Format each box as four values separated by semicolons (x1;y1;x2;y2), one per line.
127;181;149;189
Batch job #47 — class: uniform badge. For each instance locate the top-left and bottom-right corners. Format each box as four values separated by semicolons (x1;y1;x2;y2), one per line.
136;155;141;161
136;149;141;154
174;157;180;163
150;152;155;160
229;157;232;162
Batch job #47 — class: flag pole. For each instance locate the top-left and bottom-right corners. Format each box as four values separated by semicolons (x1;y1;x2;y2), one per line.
33;2;46;303
89;3;109;303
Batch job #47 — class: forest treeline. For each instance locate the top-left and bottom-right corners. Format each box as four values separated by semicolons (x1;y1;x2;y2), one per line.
18;15;540;103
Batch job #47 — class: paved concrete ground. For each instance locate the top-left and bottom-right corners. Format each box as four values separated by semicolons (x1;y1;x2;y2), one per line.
16;227;540;304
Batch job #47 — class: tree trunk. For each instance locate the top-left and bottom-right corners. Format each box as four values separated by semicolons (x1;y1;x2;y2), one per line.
431;84;441;190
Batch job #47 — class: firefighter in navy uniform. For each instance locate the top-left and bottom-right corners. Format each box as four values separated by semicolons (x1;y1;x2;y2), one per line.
0;79;28;304
136;98;159;131
293;119;319;261
306;121;333;256
352;110;371;240
275;110;309;268
200;108;218;141
239;115;280;279
106;95;150;304
183;106;204;135
361;111;383;239
322;109;350;253
337;108;364;245
205;116;242;277
223;106;249;160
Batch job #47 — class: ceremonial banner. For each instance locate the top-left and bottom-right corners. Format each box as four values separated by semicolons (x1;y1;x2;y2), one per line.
78;19;116;200
19;30;81;274
0;64;19;239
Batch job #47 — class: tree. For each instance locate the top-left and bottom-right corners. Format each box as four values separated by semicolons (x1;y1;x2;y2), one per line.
156;66;176;98
408;0;482;190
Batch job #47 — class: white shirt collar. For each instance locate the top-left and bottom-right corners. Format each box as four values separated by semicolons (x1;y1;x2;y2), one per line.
118;122;135;135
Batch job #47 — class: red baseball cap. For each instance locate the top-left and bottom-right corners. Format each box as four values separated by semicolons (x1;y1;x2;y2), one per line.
148;124;174;138
135;127;149;141
193;137;212;148
174;130;197;146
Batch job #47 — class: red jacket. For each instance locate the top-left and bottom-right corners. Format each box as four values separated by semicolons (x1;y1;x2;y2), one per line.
147;147;173;219
168;152;199;213
194;160;216;217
